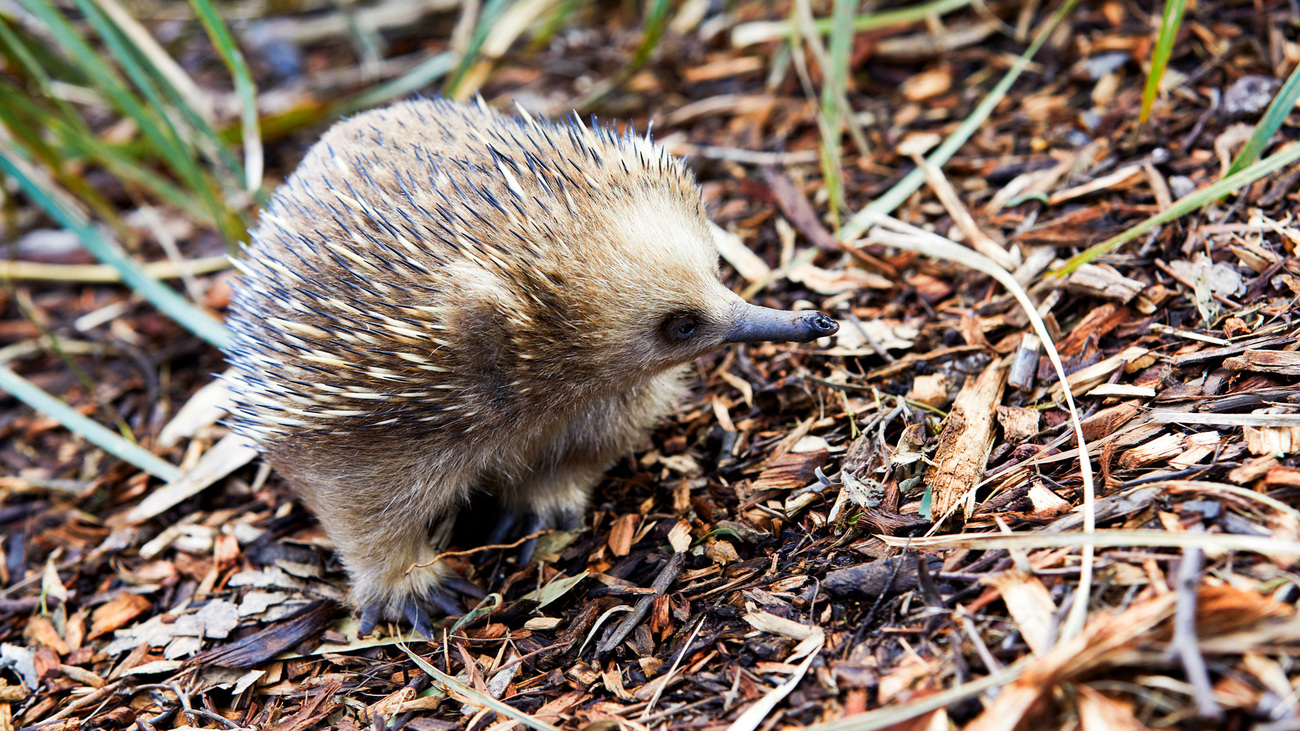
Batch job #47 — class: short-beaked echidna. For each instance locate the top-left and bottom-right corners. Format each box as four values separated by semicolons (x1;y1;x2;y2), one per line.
224;98;838;637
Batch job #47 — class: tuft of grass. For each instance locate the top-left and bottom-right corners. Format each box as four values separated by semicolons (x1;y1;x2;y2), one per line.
1139;0;1187;126
1;0;253;246
189;0;263;193
0;0;255;480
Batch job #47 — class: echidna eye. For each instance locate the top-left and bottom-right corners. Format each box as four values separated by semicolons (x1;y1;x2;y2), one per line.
662;314;698;343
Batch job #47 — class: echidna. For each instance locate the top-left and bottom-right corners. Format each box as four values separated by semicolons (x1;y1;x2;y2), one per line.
224;98;838;637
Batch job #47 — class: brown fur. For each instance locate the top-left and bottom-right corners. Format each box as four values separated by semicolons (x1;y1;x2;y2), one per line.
225;98;807;623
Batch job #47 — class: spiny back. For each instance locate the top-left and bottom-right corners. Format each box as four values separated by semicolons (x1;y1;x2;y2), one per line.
225;98;721;442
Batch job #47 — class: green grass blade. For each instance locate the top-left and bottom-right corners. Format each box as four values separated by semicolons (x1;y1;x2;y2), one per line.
839;0;1079;241
0;81;222;225
0;365;181;481
0;146;231;349
733;0;974;47
333;51;457;116
1055;141;1300;274
529;0;581;48
445;0;511;99
189;0;262;193
1225;62;1300;178
67;0;233;222
630;0;672;68
17;0;190;178
15;0;235;238
819;0;854;229
1139;0;1187;124
1060;141;1300;271
89;0;244;187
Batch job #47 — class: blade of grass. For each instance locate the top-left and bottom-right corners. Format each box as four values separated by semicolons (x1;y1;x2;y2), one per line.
822;0;854;228
572;0;673;111
87;0;245;189
630;0;672;69
1139;0;1187;125
69;0;226;188
732;0;974;48
189;0;262;193
1224;61;1300;178
444;0;510;99
1055;140;1300;274
0;86;221;225
0;145;231;349
0;365;180;481
802;658;1032;731
527;0;581;49
18;0;199;193
839;0;1079;242
332;51;457;116
86;0;210;122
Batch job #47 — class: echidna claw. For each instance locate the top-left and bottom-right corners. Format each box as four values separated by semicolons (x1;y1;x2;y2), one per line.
486;511;518;546
357;587;467;640
516;512;545;565
444;575;487;600
401;598;437;640
358;603;381;636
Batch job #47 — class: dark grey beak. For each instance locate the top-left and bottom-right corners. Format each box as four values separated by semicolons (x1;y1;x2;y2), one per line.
725;303;840;344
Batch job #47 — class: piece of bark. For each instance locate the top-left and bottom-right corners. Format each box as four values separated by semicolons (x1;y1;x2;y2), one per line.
907;373;948;407
822;554;941;599
1057;304;1130;356
1008;333;1040;391
1118;432;1183;470
192;600;340;669
1229;455;1278;484
853;508;929;535
750;450;829;492
1224;350;1300;376
597;551;683;656
88;593;152;640
1049;346;1151;401
1170;335;1293;367
760;166;837;252
1063;263;1145;303
926;360;1008;523
997;406;1040;443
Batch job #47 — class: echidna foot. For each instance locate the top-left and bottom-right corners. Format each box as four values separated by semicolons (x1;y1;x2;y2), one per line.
486;506;583;565
356;584;472;639
516;512;545;565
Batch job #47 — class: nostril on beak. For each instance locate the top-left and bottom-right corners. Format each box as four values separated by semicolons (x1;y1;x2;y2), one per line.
809;312;839;336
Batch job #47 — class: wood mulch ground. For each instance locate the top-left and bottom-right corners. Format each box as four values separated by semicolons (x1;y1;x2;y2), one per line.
4;1;1300;729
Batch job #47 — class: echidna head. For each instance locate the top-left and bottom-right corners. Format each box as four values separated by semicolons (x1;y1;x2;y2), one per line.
551;192;838;386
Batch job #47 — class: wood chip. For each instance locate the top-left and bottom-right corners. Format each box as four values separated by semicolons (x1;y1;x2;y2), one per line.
926;360;1007;522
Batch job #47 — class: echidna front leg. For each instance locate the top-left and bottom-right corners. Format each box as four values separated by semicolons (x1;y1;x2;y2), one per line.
345;514;465;638
274;450;477;639
488;458;609;564
488;370;688;563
